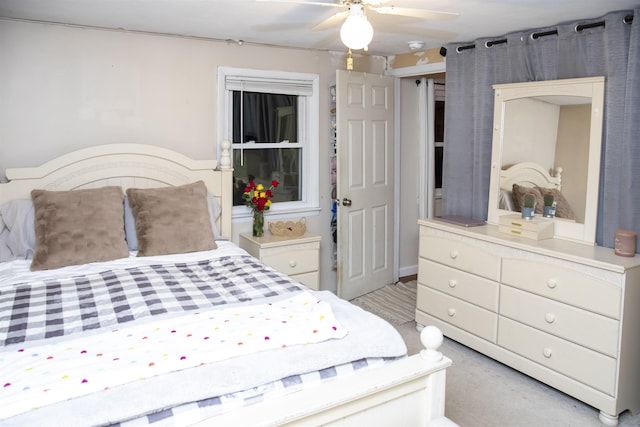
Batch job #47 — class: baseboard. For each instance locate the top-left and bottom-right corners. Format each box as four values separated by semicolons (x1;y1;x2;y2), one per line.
399;264;418;279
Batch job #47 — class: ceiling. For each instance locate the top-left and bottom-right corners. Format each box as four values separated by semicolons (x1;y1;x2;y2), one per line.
1;0;638;56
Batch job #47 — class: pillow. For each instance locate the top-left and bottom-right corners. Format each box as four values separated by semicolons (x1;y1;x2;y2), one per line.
0;227;14;262
123;191;222;251
30;186;129;271
0;198;36;259
498;190;515;211
536;187;578;220
512;184;544;214
126;180;217;257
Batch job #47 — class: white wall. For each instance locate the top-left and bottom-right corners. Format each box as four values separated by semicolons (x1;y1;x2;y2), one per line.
0;18;387;293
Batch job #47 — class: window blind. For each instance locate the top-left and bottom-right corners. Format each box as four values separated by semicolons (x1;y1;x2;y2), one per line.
225;76;313;96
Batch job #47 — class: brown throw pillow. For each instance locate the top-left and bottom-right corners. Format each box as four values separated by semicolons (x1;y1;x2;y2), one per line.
512;184;544;214
30;186;129;271
536;187;578;220
126;181;217;257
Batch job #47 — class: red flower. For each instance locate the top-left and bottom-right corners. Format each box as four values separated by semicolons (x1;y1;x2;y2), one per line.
242;179;279;213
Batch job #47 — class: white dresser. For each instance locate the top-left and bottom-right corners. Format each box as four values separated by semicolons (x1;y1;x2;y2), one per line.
239;233;321;290
416;219;640;426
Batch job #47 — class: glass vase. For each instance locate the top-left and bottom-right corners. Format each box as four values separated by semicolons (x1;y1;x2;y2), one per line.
252;210;264;237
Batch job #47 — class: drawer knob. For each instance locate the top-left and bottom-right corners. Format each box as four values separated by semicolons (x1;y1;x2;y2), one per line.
543;348;553;358
448;279;457;288
547;279;557;289
545;313;556;323
289;260;297;268
447;308;456;317
449;250;459;259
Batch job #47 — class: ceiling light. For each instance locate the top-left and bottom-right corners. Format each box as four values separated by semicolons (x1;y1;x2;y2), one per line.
340;4;373;51
408;41;425;50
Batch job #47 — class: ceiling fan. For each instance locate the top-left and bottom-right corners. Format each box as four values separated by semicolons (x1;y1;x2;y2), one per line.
256;0;459;51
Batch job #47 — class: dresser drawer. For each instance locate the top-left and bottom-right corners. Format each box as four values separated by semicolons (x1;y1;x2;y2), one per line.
419;234;500;281
417;285;497;342
262;247;319;276
498;317;617;395
501;258;621;319
500;285;619;357
418;258;499;311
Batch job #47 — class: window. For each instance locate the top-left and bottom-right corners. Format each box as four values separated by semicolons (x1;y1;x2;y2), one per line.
218;67;320;218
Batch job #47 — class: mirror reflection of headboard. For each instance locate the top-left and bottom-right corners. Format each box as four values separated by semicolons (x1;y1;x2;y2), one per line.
499;162;562;192
487;77;605;245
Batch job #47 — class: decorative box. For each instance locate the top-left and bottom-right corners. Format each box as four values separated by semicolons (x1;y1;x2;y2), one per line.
498;214;554;240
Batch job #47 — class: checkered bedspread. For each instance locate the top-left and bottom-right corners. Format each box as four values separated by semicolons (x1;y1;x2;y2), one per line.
0;255;304;347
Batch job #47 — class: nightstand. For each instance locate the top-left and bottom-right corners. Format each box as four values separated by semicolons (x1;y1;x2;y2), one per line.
239;233;321;290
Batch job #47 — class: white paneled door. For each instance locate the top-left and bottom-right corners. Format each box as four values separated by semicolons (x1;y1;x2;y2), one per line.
336;70;395;300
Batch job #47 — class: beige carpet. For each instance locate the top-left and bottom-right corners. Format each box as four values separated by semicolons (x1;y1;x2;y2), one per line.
349;280;417;325
351;280;640;426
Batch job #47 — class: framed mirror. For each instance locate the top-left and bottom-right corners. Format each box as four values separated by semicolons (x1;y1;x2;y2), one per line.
486;77;605;244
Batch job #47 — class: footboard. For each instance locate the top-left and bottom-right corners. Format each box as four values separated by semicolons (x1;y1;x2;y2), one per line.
197;326;456;427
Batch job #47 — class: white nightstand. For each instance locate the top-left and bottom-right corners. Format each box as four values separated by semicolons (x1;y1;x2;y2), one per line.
239;233;321;290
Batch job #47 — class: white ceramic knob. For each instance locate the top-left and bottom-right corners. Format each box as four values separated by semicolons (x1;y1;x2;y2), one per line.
289;260;297;268
450;250;459;259
545;313;556;323
543;348;553;358
447;308;456;317
547;279;557;289
448;279;457;288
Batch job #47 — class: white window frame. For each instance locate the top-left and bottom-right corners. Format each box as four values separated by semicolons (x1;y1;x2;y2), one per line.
217;67;320;221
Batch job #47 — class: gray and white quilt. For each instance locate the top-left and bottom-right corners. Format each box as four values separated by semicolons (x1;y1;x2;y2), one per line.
0;243;407;427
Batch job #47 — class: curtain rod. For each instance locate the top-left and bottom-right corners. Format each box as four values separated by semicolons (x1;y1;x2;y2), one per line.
455;12;634;53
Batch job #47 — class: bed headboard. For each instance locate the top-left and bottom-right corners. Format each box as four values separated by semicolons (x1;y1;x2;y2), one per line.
0;143;233;238
499;162;562;192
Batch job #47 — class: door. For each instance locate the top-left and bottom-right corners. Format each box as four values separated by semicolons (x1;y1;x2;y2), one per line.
336;70;395;300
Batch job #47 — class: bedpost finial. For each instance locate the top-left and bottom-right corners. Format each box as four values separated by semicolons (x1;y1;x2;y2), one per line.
420;325;444;362
220;140;232;170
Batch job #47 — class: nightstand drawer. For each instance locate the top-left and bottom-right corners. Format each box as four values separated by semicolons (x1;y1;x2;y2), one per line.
418;258;499;311
262;247;319;276
500;285;619;357
502;257;621;319
419;233;500;281
498;317;616;395
290;271;319;290
417;285;497;343
239;233;321;290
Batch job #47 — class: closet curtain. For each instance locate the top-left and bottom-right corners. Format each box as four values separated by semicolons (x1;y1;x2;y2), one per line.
442;8;640;250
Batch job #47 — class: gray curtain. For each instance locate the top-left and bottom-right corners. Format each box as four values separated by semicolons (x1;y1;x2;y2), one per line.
442;8;639;250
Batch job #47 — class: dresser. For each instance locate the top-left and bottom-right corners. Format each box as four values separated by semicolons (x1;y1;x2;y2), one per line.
416;219;640;426
239;233;321;290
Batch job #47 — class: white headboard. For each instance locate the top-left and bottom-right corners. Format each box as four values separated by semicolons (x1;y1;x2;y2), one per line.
0;143;233;238
499;162;562;192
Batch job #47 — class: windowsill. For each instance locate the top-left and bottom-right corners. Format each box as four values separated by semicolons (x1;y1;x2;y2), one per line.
232;206;321;224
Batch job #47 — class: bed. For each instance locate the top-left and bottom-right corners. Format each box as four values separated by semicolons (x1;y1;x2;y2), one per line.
0;143;454;427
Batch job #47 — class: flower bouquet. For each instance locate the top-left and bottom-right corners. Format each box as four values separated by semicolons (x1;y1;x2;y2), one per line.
242;179;279;237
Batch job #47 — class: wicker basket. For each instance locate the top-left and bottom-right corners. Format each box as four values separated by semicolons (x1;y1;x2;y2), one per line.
269;218;306;237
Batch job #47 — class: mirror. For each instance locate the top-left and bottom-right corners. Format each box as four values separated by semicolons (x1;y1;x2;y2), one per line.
486;77;605;244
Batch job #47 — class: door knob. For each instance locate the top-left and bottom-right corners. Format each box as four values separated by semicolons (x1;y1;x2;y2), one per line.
342;198;352;207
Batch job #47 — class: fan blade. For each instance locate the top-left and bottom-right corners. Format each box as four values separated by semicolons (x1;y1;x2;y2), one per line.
370;6;459;20
255;0;343;7
313;10;348;31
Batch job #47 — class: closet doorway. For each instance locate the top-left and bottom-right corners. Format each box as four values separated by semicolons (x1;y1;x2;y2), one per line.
389;62;445;279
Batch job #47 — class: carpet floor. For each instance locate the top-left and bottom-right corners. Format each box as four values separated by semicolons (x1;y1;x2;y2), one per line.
351;281;640;427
